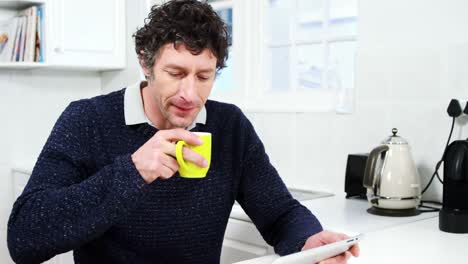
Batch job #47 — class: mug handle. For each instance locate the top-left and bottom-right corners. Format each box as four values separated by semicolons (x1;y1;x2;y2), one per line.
175;141;190;171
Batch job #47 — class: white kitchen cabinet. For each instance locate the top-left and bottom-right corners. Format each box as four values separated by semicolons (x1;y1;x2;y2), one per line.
221;238;269;264
43;252;73;264
11;167;28;199
0;0;126;71
221;218;273;264
45;0;125;70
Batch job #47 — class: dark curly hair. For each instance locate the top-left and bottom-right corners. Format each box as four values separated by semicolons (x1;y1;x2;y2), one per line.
133;0;229;76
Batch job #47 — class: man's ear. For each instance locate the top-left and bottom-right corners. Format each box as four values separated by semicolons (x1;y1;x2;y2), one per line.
138;50;151;78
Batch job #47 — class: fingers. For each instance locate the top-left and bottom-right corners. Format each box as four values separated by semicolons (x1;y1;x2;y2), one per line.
304;231;359;264
160;139;207;167
134;128;206;183
349;244;360;257
158;164;176;179
319;230;349;244
160;154;179;173
159;128;203;146
302;231;349;251
320;232;359;258
160;140;177;157
159;137;208;168
137;129;207;183
156;129;208;168
345;251;352;260
151;152;179;180
182;146;208;168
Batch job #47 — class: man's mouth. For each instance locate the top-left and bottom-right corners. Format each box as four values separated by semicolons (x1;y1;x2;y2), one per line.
172;104;196;115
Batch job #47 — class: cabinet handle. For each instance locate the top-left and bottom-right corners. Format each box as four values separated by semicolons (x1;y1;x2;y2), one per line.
54;46;64;53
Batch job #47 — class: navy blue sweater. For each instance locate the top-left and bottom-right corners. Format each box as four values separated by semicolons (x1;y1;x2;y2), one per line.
7;88;322;264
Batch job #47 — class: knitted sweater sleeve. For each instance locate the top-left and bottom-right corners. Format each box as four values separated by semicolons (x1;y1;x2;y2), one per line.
236;113;323;256
7;101;149;264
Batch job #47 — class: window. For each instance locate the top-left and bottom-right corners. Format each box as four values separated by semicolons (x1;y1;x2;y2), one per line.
207;0;235;94
145;0;358;112
258;0;358;112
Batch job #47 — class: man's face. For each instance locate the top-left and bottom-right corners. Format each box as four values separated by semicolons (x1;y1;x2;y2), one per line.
143;43;217;129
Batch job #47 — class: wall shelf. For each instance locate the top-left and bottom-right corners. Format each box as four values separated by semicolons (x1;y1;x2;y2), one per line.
1;0;126;72
0;62;47;69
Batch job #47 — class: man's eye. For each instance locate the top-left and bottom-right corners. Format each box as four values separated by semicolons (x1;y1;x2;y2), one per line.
198;75;209;81
167;71;183;77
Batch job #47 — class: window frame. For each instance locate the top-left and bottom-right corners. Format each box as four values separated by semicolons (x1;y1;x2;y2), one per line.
253;0;358;113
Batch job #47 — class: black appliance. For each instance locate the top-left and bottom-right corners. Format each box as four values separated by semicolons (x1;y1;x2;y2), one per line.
439;139;468;233
344;154;368;199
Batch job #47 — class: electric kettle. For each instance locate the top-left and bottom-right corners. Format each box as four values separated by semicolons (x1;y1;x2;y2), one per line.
363;128;421;212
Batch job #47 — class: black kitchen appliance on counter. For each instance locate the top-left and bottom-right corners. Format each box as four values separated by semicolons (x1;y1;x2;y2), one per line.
344;153;368;199
439;139;468;233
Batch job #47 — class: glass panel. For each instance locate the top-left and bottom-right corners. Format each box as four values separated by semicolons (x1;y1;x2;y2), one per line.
297;0;325;42
329;17;357;38
215;8;233;46
329;0;357;38
214;47;234;91
211;3;233;92
328;41;356;90
269;46;291;91
330;0;357;19
266;0;293;44
297;44;324;90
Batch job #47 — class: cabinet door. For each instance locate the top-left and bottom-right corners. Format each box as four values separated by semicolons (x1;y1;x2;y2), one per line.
221;239;268;264
43;251;74;264
222;218;272;263
11;169;29;199
46;0;126;70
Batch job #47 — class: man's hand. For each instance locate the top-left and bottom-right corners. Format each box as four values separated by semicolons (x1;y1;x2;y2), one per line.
131;128;208;183
302;230;360;264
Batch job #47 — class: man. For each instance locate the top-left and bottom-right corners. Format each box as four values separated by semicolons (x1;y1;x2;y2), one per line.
7;1;359;263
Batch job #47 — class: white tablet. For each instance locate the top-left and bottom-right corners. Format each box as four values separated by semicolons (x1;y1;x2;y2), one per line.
272;234;363;264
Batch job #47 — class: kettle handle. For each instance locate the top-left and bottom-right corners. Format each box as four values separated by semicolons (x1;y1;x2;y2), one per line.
363;145;389;189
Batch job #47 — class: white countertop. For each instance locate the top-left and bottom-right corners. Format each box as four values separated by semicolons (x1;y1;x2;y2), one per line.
231;194;438;234
347;217;468;264
233;194;468;264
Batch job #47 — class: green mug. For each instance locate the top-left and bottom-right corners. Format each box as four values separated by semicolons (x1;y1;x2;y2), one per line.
175;132;211;178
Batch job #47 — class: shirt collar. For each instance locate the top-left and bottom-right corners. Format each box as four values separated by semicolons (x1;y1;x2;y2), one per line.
124;81;206;130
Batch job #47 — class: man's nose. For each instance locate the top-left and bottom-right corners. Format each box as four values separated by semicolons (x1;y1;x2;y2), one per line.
179;75;197;102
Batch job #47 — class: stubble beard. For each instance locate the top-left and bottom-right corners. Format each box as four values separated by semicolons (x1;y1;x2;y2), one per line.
160;103;197;129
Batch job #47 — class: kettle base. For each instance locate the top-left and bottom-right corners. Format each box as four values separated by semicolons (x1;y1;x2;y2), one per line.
367;206;420;217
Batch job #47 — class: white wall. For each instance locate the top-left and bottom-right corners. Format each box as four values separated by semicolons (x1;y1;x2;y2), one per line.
0;70;102;262
257;0;468;201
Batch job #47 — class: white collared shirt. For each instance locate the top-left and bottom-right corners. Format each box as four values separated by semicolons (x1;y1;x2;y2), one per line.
123;81;207;130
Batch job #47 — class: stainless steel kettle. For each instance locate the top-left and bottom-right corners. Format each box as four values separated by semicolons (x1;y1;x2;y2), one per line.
363;128;421;210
